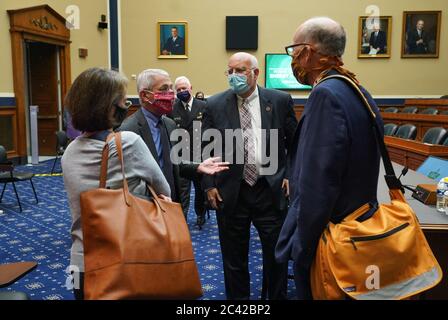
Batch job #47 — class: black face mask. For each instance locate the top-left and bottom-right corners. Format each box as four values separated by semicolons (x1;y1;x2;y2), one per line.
112;101;131;127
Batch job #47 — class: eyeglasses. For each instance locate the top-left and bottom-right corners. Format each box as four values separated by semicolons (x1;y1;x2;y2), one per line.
116;100;132;110
124;100;132;108
285;43;311;56
224;67;256;76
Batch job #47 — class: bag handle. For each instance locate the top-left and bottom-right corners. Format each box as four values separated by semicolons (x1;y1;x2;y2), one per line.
146;185;167;213
99;132;131;206
316;74;403;192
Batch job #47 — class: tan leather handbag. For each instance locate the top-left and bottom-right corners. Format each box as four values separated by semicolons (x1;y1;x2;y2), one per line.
310;75;442;300
80;132;203;300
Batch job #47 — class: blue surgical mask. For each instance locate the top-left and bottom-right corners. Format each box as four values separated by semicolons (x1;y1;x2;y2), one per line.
228;74;250;95
177;90;191;103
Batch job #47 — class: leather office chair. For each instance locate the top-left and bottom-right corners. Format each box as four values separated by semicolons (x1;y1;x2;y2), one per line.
0;145;38;212
384;123;398;136
420;108;439;115
401;106;418;114
394;124;417;140
443;136;448;146
422;127;448;145
383;107;399;113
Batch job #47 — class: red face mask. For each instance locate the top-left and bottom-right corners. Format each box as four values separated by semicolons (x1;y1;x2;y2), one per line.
145;91;175;116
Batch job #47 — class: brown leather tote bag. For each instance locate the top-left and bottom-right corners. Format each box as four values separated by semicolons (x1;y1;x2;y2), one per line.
80;132;203;300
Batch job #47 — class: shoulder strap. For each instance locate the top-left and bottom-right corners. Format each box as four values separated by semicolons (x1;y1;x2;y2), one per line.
99;132;131;206
316;74;403;191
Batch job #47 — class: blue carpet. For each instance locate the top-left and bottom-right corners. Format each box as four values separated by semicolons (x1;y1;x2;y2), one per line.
0;160;295;300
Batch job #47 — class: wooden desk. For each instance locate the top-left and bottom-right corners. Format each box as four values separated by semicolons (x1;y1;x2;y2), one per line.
0;262;37;288
384;136;448;171
382;113;448;141
404;99;448;113
379;163;448;299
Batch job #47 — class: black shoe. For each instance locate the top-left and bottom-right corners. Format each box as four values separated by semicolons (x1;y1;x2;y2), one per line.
196;214;206;229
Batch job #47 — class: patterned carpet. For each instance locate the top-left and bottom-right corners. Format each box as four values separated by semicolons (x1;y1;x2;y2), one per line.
0;160;295;300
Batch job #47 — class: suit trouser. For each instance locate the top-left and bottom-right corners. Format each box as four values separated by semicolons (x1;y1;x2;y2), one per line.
293;262;313;300
73;272;84;300
179;176;206;220
217;178;288;300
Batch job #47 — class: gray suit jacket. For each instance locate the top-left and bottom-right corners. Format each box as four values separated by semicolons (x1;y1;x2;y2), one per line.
118;108;199;202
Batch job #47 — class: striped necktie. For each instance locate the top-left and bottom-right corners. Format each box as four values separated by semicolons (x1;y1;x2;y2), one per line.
239;99;258;186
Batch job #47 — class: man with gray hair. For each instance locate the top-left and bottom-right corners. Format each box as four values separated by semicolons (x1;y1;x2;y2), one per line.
276;17;383;299
119;69;229;212
170;76;207;228
202;52;298;299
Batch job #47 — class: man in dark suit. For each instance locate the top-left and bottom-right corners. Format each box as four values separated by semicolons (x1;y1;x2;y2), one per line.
407;20;429;54
202;52;298;300
170;76;207;228
276;17;383;299
162;27;185;55
119;69;228;213
369;24;387;54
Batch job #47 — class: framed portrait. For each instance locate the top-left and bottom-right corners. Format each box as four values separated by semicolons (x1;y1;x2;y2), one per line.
402;11;441;58
358;16;392;58
157;21;188;59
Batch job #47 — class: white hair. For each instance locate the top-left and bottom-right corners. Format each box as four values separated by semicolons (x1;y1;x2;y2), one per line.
137;69;169;93
298;17;346;57
174;76;191;89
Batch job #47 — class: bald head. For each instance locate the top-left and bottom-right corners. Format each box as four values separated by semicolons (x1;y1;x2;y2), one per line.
294;17;346;57
229;52;259;69
227;52;259;98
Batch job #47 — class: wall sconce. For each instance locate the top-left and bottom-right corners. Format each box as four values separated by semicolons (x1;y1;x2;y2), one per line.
98;14;108;29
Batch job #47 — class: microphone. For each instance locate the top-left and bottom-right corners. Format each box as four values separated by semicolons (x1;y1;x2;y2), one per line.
397;166;416;194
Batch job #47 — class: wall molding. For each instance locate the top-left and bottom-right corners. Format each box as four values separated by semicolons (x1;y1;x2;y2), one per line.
126;95;443;107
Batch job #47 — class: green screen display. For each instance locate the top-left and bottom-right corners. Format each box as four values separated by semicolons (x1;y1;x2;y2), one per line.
265;54;311;90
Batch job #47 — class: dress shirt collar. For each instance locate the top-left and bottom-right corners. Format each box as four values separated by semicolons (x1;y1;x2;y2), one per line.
182;96;194;109
237;86;259;106
141;107;161;126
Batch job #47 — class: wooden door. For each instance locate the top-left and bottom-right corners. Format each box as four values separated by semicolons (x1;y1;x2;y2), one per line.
27;41;60;156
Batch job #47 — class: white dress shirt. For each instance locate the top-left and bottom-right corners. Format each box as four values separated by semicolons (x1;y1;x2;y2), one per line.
237;87;263;174
182;95;194;112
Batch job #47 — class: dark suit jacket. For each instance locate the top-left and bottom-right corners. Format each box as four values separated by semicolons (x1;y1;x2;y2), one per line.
118;108;199;201
169;98;206;162
369;31;387;53
407;29;428;54
163;36;185;55
275;71;383;297
201;86;298;216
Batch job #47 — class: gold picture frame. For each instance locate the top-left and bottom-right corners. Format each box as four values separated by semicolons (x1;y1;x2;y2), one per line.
401;11;441;58
157;21;188;59
358;16;392;58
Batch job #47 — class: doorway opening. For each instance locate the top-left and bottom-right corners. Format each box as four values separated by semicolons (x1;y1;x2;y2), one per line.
25;41;62;156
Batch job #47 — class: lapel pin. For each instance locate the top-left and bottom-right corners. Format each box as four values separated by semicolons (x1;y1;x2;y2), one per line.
266;106;272;112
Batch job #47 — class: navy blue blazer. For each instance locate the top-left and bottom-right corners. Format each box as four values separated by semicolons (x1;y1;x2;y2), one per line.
276;73;383;292
163;36;185;55
369;31;387;53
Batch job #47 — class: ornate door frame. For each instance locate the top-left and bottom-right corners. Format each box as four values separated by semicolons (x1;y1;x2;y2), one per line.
8;5;71;158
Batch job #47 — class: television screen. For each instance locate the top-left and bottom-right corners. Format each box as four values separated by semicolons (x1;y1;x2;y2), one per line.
265;53;311;90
